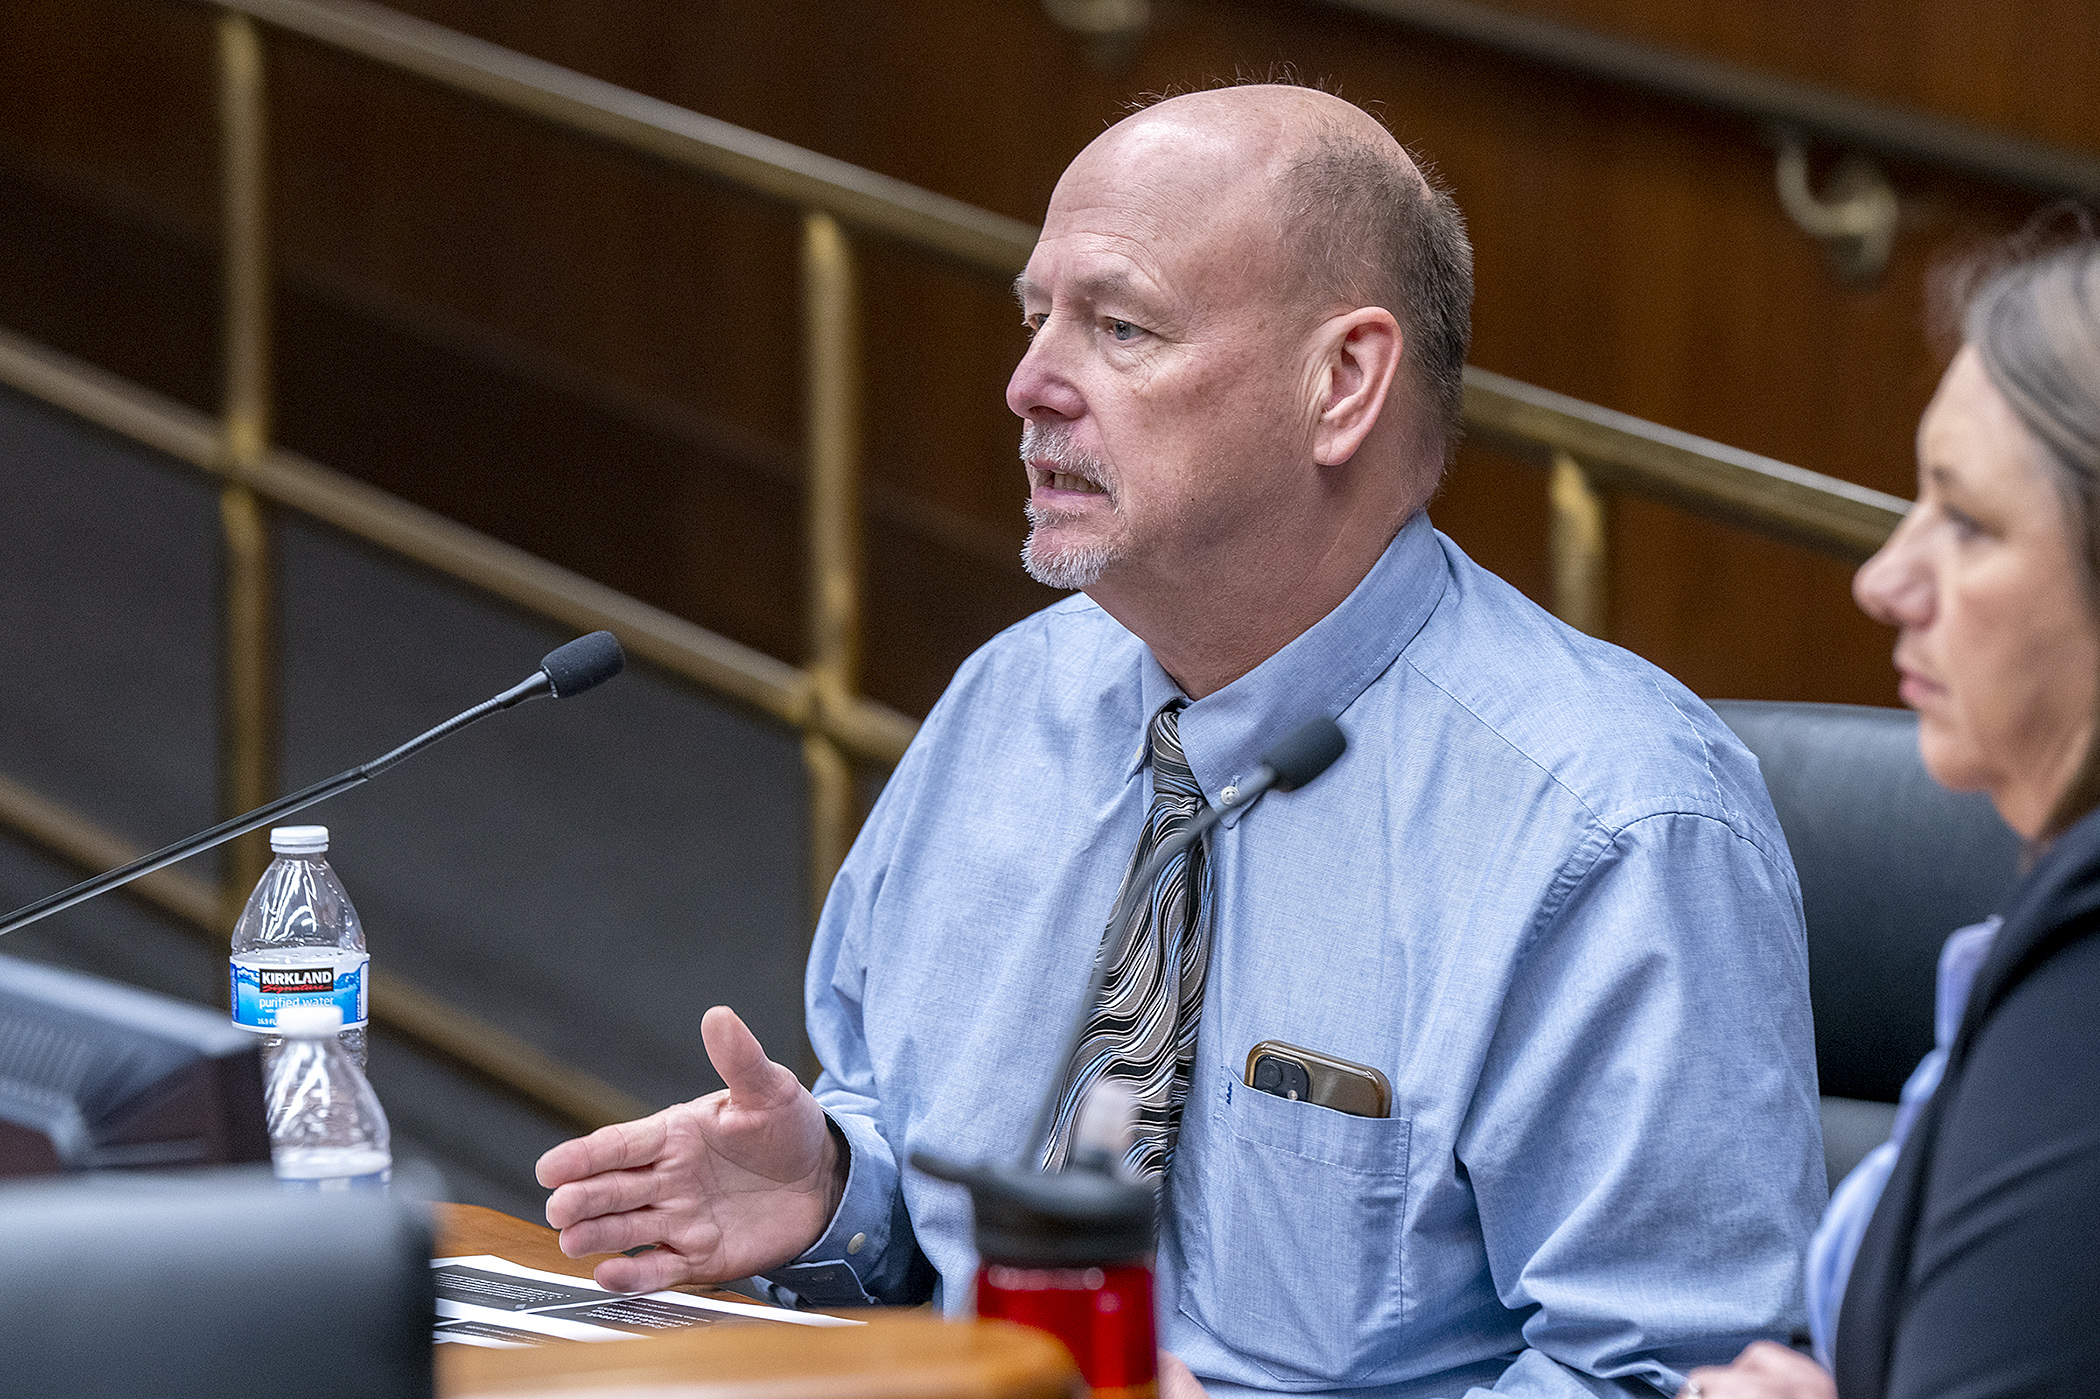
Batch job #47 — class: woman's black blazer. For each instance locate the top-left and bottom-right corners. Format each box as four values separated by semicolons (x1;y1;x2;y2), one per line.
1835;804;2100;1397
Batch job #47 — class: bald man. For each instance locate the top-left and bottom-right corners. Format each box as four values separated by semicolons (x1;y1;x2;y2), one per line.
539;86;1823;1397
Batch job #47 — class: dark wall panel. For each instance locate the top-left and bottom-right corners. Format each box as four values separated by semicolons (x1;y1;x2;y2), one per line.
3;0;2093;715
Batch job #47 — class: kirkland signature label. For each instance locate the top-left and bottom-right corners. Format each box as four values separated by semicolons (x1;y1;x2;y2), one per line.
230;953;369;1031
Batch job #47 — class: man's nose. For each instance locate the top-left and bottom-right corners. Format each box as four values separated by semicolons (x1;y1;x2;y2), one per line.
1006;326;1084;423
1853;513;1933;628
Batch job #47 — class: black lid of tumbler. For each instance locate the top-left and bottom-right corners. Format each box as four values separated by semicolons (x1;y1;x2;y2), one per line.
913;1155;1154;1267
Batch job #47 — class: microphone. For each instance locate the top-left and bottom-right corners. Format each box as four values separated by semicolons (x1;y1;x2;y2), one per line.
535;630;626;702
1016;713;1347;1166
0;632;625;938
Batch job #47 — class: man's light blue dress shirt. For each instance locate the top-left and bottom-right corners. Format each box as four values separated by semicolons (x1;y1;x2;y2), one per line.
788;514;1824;1397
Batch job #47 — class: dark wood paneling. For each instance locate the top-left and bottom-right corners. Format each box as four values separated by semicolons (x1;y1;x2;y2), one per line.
3;0;2091;717
1475;0;2100;153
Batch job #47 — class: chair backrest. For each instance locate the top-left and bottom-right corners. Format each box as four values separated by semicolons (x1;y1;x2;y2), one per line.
0;1170;433;1399
1713;701;2022;1103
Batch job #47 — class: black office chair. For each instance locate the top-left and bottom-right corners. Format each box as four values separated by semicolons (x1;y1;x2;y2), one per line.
0;1170;433;1398
1712;701;2022;1189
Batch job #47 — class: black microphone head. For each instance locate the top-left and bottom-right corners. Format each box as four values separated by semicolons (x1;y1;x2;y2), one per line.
1262;717;1346;792
540;631;625;699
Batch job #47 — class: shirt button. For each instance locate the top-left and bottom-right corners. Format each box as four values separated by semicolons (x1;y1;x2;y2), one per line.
847;1232;866;1255
1220;784;1239;806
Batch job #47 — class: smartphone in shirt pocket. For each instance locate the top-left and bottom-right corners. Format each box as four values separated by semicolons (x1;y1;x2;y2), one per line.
1245;1039;1392;1117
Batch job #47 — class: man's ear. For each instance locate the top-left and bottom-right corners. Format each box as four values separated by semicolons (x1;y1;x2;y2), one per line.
1311;308;1403;467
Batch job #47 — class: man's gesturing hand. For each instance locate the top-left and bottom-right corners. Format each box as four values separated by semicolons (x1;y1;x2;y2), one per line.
536;1005;844;1293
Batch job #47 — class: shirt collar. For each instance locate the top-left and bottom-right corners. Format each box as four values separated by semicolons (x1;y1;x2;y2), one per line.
1132;511;1447;826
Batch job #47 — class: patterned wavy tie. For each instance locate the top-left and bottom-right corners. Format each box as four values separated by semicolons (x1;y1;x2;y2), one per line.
1042;700;1213;1179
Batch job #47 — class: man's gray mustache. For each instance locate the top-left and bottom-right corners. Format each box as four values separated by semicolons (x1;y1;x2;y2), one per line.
1019;425;1115;494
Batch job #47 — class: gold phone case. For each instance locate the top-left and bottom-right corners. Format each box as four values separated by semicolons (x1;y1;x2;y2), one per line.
1244;1039;1393;1118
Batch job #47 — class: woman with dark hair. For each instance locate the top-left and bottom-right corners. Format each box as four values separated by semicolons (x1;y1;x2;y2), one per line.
1684;236;2100;1399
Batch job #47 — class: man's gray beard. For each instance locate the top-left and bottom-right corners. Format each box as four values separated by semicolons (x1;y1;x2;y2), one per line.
1019;423;1122;590
1023;504;1121;590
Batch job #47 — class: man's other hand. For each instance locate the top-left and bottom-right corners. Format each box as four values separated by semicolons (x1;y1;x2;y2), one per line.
535;1005;844;1292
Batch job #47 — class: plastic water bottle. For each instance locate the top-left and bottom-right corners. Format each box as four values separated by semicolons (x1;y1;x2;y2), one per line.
266;1003;391;1191
229;825;369;1067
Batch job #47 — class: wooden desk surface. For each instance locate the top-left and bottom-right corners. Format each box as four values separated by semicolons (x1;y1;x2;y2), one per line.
432;1204;1081;1399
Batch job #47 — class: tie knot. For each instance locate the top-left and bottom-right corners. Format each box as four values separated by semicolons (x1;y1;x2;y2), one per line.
1148;702;1201;801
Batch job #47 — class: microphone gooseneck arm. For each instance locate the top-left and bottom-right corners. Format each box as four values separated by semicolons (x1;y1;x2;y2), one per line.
1018;715;1348;1167
0;632;624;939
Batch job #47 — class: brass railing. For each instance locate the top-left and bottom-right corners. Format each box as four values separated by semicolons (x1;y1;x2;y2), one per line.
0;0;1906;1135
1462;366;1908;630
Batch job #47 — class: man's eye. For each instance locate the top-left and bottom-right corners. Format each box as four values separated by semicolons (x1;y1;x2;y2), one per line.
1021;315;1046;340
1107;319;1142;342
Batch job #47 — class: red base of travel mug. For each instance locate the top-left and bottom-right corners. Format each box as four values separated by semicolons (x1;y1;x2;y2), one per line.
915;1154;1159;1398
977;1259;1157;1397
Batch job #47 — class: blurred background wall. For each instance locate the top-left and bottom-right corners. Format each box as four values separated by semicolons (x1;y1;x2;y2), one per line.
1;0;2094;1213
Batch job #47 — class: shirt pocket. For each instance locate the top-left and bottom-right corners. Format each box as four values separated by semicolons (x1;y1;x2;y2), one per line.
1177;1062;1412;1383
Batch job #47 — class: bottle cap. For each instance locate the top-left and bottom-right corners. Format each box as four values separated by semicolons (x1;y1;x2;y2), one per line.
270;826;329;855
274;1004;345;1038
